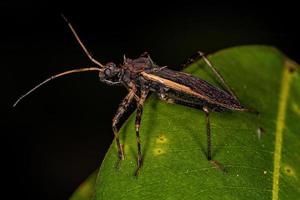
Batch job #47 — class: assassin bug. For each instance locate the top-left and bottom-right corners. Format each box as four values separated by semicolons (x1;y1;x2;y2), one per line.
14;15;249;175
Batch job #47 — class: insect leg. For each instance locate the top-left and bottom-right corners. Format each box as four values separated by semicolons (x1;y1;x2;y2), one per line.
198;51;238;99
203;106;212;160
203;106;227;172
184;51;237;99
134;89;149;176
112;86;137;161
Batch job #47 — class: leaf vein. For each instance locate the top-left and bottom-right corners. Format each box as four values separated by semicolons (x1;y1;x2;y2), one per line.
272;61;292;200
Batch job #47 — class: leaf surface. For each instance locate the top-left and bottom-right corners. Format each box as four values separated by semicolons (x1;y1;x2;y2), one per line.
69;171;97;200
90;45;300;200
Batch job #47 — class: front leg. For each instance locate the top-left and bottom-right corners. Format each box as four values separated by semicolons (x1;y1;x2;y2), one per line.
134;89;149;176
112;86;137;162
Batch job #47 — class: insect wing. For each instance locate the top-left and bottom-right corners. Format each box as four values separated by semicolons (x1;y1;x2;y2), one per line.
143;68;244;110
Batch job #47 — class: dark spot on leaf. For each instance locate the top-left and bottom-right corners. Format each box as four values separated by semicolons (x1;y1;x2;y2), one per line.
288;67;295;73
154;148;165;155
283;165;296;177
156;134;167;144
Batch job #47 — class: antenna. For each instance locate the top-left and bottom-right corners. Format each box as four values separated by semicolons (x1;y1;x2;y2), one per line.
13;67;101;107
13;15;108;107
61;14;105;68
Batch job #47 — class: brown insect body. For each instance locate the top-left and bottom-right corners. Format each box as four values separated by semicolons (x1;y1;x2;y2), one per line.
14;16;249;175
119;55;244;112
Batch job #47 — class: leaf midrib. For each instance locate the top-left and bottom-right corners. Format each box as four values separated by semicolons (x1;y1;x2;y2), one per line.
272;60;293;200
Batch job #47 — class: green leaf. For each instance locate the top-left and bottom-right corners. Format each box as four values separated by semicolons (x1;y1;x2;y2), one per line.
69;170;97;200
92;45;300;200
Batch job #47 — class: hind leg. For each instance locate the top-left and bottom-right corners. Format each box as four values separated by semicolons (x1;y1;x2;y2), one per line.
203;106;227;173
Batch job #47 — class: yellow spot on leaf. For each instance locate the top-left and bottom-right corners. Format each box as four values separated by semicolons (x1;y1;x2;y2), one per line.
156;134;168;144
292;102;300;115
283;165;296;178
154;148;165;155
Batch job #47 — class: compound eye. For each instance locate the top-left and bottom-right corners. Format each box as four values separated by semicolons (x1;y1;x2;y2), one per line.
104;68;111;76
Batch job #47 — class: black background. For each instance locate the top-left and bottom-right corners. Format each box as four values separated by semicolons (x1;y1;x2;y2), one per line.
2;1;299;200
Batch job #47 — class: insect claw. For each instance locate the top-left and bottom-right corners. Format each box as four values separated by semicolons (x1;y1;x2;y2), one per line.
115;159;122;170
119;144;125;160
210;160;227;174
134;163;142;177
133;154;143;177
115;145;125;169
134;169;140;177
